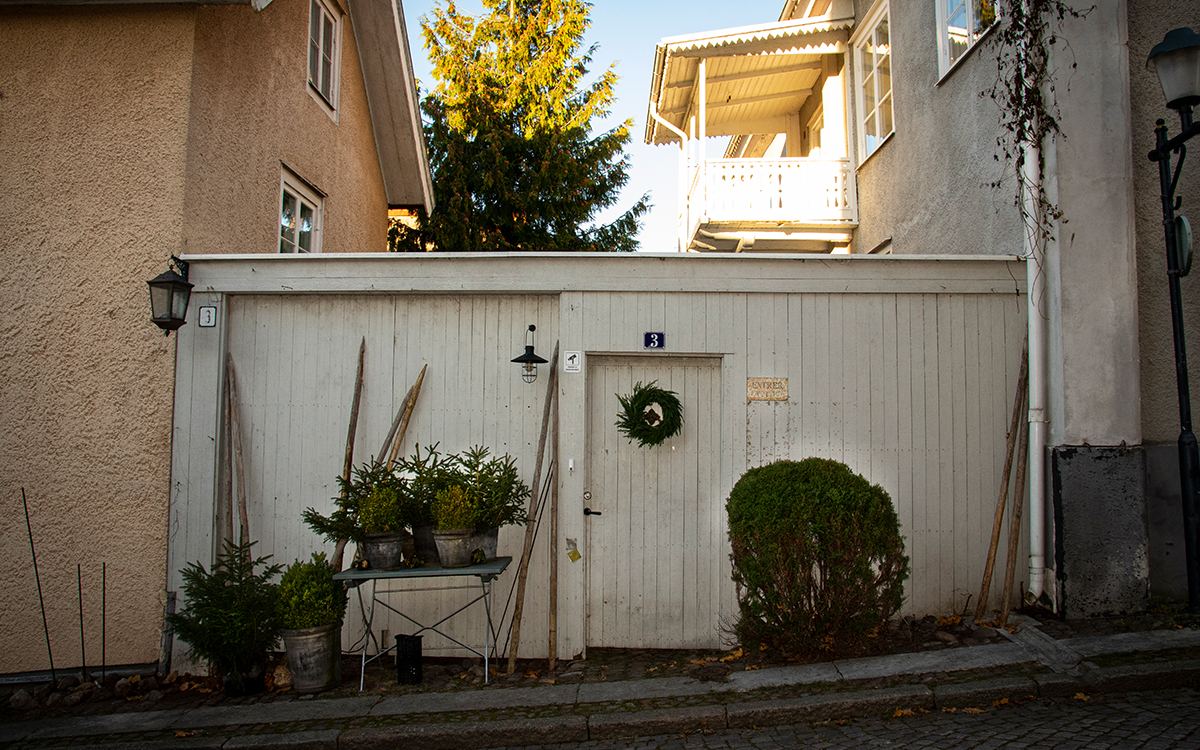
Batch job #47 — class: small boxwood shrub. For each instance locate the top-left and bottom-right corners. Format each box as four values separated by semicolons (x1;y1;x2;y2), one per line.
726;458;909;655
277;552;348;630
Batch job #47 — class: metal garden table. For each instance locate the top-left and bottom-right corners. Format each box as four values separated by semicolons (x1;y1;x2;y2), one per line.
333;557;511;690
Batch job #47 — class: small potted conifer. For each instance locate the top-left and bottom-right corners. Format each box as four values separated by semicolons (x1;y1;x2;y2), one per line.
277;552;348;693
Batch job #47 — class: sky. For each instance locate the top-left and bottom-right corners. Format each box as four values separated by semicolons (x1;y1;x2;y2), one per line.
399;0;788;252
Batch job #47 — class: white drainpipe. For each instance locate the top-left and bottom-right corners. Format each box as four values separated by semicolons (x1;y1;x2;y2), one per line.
1024;140;1048;602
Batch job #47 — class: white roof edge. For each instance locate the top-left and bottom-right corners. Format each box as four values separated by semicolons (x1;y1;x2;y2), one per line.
658;14;855;51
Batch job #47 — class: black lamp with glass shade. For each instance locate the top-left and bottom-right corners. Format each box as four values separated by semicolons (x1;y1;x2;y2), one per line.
1148;27;1200;612
511;324;548;383
147;256;193;335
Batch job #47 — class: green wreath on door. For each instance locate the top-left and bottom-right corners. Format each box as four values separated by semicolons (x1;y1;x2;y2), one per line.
615;380;683;448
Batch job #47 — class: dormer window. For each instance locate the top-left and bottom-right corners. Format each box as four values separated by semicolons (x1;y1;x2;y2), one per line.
308;0;340;117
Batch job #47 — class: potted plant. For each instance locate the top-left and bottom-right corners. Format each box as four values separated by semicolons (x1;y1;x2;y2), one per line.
359;483;408;570
431;484;477;568
166;539;282;696
305;461;408;570
458;446;531;561
277;552;348;693
395;443;456;565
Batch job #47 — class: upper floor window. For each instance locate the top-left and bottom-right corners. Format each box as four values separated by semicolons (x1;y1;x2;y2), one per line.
308;0;341;115
280;169;323;253
852;1;893;161
937;0;996;74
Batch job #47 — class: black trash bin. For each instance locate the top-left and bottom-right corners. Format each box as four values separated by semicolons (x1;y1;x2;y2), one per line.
396;634;422;685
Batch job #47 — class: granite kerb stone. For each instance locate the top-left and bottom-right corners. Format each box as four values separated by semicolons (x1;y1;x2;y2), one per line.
1034;671;1085;698
576;676;716;704
1093;659;1200;693
587;705;727;739
726;684;933;728
223;729;341;749
171;696;381;728
931;677;1039;708
338;714;588;750
371;683;580;716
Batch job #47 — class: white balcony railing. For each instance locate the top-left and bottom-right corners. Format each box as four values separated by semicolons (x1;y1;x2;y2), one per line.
681;158;857;246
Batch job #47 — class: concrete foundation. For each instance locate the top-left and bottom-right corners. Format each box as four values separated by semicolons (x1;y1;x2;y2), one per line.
1052;445;1149;617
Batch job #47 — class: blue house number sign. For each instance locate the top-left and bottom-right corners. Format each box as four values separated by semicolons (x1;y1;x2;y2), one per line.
644;332;666;350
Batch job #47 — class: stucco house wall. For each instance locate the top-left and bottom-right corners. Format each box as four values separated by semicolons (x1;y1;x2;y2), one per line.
0;6;198;674
0;0;405;676
183;0;388;256
850;0;1024;257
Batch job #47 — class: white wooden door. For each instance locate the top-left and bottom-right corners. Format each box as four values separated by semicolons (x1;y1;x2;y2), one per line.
585;355;723;649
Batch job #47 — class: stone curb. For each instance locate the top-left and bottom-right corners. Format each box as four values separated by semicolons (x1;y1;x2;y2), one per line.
1093;659;1200;693
224;729;341;749
587;705;726;740
725;684;933;728
1033;671;1085;698
338;715;589;750
930;677;1039;708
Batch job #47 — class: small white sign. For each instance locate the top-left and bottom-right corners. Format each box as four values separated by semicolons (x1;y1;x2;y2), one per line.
564;351;583;373
198;306;218;328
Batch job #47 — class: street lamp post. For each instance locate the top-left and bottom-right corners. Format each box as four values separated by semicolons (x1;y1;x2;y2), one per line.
1148;27;1200;612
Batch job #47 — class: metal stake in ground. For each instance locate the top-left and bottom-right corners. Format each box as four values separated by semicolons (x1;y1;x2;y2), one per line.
77;563;87;679
22;488;56;683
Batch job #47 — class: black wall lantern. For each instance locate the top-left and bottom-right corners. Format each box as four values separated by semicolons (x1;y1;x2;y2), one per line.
147;256;193;335
511;324;548;383
1148;27;1200;612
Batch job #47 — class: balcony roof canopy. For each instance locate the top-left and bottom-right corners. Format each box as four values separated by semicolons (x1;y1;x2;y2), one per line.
644;15;854;146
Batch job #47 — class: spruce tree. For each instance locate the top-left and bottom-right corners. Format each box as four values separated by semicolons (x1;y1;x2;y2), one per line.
389;0;649;253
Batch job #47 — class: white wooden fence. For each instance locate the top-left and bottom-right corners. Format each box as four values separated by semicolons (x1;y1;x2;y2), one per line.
169;253;1026;661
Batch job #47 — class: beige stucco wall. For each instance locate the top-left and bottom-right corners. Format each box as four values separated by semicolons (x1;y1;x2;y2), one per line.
850;0;1024;256
183;0;389;256
0;7;197;674
1130;1;1200;444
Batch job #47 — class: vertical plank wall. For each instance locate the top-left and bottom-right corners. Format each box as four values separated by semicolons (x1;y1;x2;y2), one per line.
215;294;559;659
170;257;1026;661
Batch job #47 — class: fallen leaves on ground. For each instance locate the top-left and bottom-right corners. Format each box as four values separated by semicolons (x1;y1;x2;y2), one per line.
963;707;987;714
893;708;915;717
1074;692;1091;701
719;648;744;662
993;698;1009;706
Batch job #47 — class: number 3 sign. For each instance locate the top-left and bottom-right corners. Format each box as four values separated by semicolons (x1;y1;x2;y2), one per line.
644;332;666;350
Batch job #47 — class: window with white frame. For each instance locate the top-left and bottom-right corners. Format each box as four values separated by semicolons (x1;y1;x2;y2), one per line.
308;0;340;112
852;1;893;161
937;0;996;74
279;169;323;253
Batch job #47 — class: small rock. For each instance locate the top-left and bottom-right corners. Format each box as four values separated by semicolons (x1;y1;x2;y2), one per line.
461;658;479;670
961;637;981;647
32;683;54;700
273;661;292;689
139;676;159;693
57;675;79;691
62;690;87;707
113;678;133;699
934;631;959;646
298;693;315;701
10;689;36;711
972;626;998;639
45;692;64;707
93;688;113;702
424;664;446;677
143;689;164;704
102;673;122;688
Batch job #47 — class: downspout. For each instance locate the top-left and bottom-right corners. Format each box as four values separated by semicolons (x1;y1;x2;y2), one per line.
1024;140;1048;603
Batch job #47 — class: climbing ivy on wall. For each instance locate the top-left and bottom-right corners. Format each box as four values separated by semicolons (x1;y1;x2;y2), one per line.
984;0;1092;254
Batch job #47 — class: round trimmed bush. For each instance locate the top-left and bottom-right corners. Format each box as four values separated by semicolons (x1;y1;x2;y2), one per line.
726;458;909;654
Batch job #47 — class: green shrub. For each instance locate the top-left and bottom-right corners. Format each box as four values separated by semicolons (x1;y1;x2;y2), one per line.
726;458;909;655
304;461;404;544
167;539;282;694
359;485;405;534
456;445;531;529
432;485;476;530
277;552;348;630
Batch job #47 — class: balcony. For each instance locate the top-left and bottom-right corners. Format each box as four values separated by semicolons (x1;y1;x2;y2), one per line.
681;158;858;252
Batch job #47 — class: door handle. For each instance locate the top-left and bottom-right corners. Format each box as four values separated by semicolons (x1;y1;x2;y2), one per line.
584;507;602;516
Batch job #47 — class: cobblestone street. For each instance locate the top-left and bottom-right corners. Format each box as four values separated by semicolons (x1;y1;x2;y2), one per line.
490;688;1200;750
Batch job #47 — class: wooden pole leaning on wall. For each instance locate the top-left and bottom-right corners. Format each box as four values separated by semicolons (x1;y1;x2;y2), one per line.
226;353;251;548
548;388;561;671
386;364;428;471
999;415;1032;628
508;341;559;674
976;337;1029;622
332;339;367;572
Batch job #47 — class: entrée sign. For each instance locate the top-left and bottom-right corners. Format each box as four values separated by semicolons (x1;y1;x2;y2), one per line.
747;377;788;401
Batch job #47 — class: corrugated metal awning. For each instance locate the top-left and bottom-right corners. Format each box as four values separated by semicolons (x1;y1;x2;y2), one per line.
645;15;853;145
